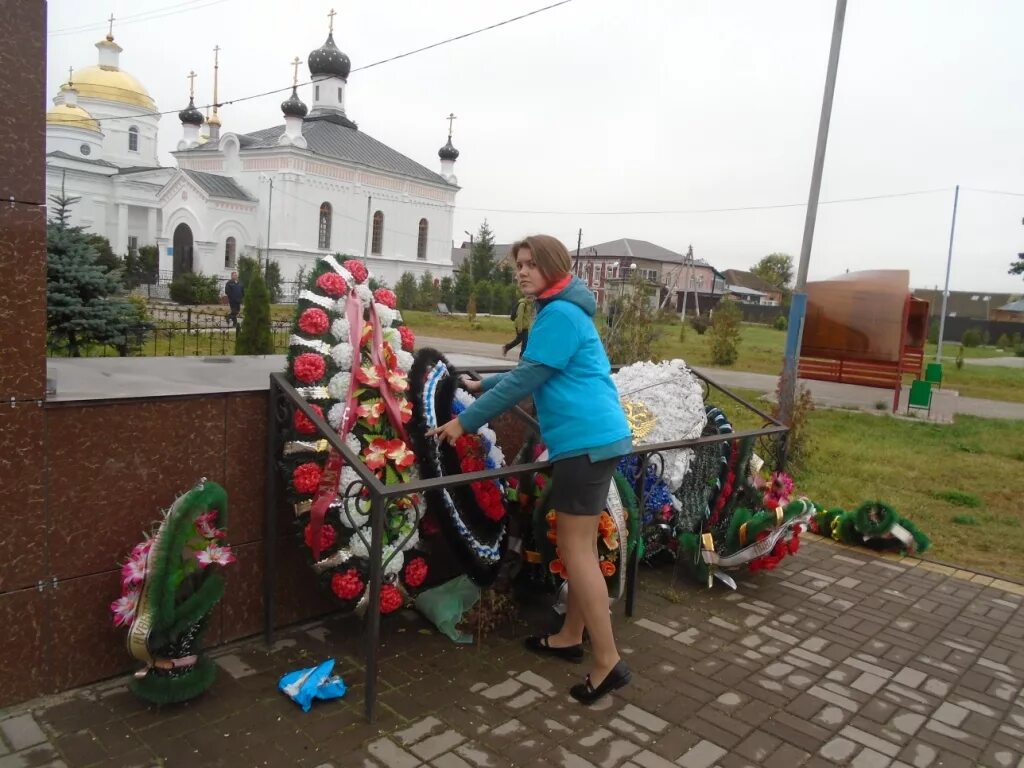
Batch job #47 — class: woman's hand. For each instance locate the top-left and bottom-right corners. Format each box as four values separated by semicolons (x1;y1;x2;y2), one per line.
461;377;483;394
426;417;465;446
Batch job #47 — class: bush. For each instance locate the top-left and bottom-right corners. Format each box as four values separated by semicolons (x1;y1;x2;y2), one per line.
124;245;159;288
708;300;742;366
961;328;982;348
395;271;418;310
927;318;939;345
169;272;219;305
1015;343;1024;358
689;315;710;335
767;369;815;475
234;269;273;355
238;255;283;303
997;333;1011;349
127;294;150;324
772;314;788;331
601;273;658;365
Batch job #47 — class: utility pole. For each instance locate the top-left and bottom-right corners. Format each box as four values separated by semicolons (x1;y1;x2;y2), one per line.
363;195;372;259
936;184;959;361
264;176;274;275
778;0;847;432
574;228;582;275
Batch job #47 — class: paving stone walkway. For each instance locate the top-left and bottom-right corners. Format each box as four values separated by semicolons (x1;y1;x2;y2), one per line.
3;538;1024;768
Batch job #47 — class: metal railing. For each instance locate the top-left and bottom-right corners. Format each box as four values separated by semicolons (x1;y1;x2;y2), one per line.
264;366;788;722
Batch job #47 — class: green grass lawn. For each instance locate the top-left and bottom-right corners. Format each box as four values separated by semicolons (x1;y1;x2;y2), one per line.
704;386;1024;580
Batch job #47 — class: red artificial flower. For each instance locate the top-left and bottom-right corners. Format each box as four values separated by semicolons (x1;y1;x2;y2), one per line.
398;326;415;352
385;439;416;470
399;399;413;424
344;260;369;283
600;560;617;577
331;568;364;600
380;583;404;614
363;438;390;470
292;462;323;494
298;307;330;336
403;557;428;589
356;400;386;428
356;363;384;388
293;353;326;384
293;404;324;435
316;272;349;298
304;521;337;552
373;288;397;309
386;368;409;394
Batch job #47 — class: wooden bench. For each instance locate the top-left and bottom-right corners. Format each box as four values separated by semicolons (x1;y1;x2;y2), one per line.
798;356;902;389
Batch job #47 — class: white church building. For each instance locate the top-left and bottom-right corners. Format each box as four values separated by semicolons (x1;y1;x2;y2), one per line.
45;20;461;288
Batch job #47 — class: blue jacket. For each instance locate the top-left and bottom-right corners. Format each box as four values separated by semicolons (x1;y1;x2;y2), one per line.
458;277;632;461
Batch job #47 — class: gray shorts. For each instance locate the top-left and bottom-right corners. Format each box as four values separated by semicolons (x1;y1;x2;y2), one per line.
546;454;619;516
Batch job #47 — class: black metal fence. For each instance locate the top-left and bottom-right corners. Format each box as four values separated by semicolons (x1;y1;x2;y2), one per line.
264;366;789;722
132;271;305;304
47;308;293;358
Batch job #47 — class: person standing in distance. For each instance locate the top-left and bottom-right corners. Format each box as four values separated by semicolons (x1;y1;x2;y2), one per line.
428;234;633;704
224;271;244;329
503;294;534;357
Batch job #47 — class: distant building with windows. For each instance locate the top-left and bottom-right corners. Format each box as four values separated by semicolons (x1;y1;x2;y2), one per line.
45;17;460;287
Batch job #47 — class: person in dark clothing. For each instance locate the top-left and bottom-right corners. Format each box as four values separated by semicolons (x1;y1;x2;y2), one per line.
224;272;243;328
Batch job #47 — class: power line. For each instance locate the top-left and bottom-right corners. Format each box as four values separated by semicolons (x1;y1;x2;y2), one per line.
457;187;952;216
962;187;1024;198
49;0;234;37
50;1;574;126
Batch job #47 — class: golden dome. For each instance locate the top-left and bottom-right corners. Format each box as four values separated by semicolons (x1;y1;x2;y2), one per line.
70;64;156;111
46;103;101;133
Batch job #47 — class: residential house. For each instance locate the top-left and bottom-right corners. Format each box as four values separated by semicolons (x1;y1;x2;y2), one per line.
721;269;783;305
992;299;1024;323
912;289;1019;321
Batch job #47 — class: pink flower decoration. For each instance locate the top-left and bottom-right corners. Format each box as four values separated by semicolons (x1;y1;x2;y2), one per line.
195;510;224;539
196;545;236;568
298;307;330;336
344;260;369;284
111;590;140;627
373;288;397;309
293;352;326;384
131;539;153;560
120;556;147;588
316;272;349;298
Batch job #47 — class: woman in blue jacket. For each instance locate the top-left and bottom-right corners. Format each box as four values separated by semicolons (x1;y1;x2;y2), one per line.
429;234;633;704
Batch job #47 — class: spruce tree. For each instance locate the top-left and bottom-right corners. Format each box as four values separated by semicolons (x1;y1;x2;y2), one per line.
46;198;139;357
234;268;274;354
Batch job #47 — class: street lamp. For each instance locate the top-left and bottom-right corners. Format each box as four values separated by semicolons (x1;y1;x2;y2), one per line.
971;294;992;321
464;230;473;281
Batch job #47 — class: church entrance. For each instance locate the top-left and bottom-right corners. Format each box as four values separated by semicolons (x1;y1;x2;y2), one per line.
172;223;194;279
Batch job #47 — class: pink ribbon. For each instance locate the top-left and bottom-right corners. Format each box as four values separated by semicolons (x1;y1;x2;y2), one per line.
368;303;411;446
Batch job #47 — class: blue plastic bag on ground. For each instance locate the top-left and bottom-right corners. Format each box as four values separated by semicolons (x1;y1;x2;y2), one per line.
414;575;481;644
278;658;347;712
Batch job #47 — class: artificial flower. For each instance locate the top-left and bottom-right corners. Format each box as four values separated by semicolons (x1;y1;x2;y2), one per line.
316;272;349;298
330;317;350;343
383;327;401;350
196;544;236;568
398;399;413;424
293;353;327;384
600;559;617;577
331;569;364;600
293;403;324;435
420;512;441;536
328;372;351;401
403;557;428;589
373;288;397;309
379;583;404;614
131;539;153;560
395;349;414;373
356;400;386;428
356;363;383;388
330;342;354;371
293;462;323;494
304;521;337;553
356;284;373;307
374;304;397;328
385;439;416;470
110;590;140;627
194;509;224;539
549;555;568;580
385;368;409;393
363;438;390;470
343;259;369;283
398;326;415;352
764;471;795;508
298;307;330;336
120;556;147;588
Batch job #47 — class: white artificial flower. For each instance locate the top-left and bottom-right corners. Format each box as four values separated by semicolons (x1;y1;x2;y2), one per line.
327;402;348;430
330;342;354;371
612;359;707;490
383;327;401;348
345;434;361;455
374;304;397;328
356;284;373;307
395;349;414;373
330;317;350;342
328;372;351;401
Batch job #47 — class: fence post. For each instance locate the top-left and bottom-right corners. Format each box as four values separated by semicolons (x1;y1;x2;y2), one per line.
186;307;192;334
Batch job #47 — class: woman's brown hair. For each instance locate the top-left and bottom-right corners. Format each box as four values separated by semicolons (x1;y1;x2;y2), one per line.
510;235;572;282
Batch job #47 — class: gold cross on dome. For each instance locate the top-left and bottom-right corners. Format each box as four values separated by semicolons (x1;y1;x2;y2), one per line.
68;66;74;86
447;112;457;136
187;70;197;98
213;44;221;64
291;56;302;85
327;8;337;33
107;13;115;38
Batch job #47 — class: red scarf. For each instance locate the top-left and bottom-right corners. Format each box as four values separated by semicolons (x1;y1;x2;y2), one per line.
538;274;572;300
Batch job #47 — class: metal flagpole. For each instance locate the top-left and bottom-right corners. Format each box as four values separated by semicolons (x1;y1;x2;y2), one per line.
778;0;847;434
935;184;959;361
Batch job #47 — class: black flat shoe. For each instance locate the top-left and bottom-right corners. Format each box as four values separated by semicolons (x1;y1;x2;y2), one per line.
570;660;631;704
525;635;584;663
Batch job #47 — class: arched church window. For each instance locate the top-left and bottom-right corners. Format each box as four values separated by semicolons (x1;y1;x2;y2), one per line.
318;203;332;249
224;237;236;268
128;126;139;152
417;219;428;260
371;211;384;254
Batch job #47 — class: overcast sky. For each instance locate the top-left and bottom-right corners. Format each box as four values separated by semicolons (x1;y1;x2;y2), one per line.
47;0;1024;293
